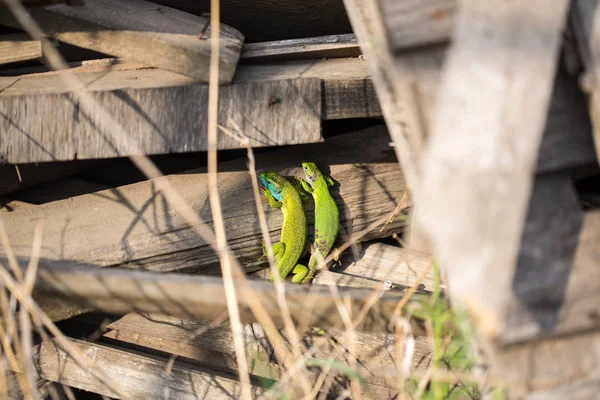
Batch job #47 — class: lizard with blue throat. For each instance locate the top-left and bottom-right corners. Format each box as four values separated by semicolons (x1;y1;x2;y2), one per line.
258;171;308;283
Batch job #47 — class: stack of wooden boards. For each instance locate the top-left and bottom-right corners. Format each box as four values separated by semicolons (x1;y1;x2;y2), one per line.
2;0;600;398
0;0;423;398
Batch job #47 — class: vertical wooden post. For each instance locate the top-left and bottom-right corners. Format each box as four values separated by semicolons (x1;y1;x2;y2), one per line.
416;0;570;337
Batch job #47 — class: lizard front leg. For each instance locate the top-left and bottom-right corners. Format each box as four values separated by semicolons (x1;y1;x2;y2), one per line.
261;187;282;209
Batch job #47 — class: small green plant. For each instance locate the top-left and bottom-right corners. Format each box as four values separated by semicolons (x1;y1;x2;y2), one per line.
404;262;482;400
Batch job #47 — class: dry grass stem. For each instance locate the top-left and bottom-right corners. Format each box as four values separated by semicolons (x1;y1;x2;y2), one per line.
219;122;313;395
0;265;129;399
205;2;252;397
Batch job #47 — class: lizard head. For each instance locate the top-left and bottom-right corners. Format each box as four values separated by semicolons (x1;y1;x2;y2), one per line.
301;161;321;188
259;172;287;201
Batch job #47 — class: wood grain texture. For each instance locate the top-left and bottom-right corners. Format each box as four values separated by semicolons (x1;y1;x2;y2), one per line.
34;266;407;332
379;0;456;51
313;242;439;292
101;313;433;396
571;0;600;166
0;78;322;163
0;126;407;291
35;338;264;399
0;0;244;82
0;57;386;163
415;0;569;338
241;34;360;62
148;0;352;42
0;33;41;65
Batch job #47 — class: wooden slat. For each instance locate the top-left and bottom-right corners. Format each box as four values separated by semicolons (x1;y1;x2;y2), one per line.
34;266;405;332
571;0;600;166
415;0;569;338
502;210;600;344
0;0;244;82
0;77;322;163
313;242;439;292
0;33;41;65
240;34;360;61
35;338;264;399
100;313;433;396
0;125;407;322
489;330;600;399
379;0;456;51
0;57;387;163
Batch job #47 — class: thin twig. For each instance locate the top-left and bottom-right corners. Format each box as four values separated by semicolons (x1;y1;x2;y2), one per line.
205;1;252;397
221;122;315;394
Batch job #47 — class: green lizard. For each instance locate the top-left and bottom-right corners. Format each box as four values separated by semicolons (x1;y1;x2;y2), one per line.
258;171;308;283
296;161;339;283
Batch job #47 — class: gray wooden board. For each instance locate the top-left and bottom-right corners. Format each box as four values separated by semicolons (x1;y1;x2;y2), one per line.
0;56;389;163
415;0;569;339
0;0;245;82
379;0;456;51
35;338;264;399
34;266;407;332
0;33;42;65
240;34;360;62
100;314;433;396
502;210;600;345
313;242;439;292
487;330;600;399
0;126;407;308
571;0;600;166
0;77;322;163
148;0;352;43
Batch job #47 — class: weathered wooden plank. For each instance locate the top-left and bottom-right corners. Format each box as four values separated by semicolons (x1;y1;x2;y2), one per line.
0;0;244;82
488;330;600;399
342;0;433;195
35;338;264;399
415;0;569;338
571;0;600;166
149;0;352;43
0;33;41;65
240;34;360;62
379;0;456;51
0;56;387;163
0;77;322;162
0;126;407;305
502;210;600;344
502;174;583;344
313;242;439;292
34;266;405;332
100;313;433;395
537;64;597;173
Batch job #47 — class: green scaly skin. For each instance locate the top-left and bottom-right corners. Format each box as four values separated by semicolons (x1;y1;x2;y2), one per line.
297;161;339;283
258;172;308;283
